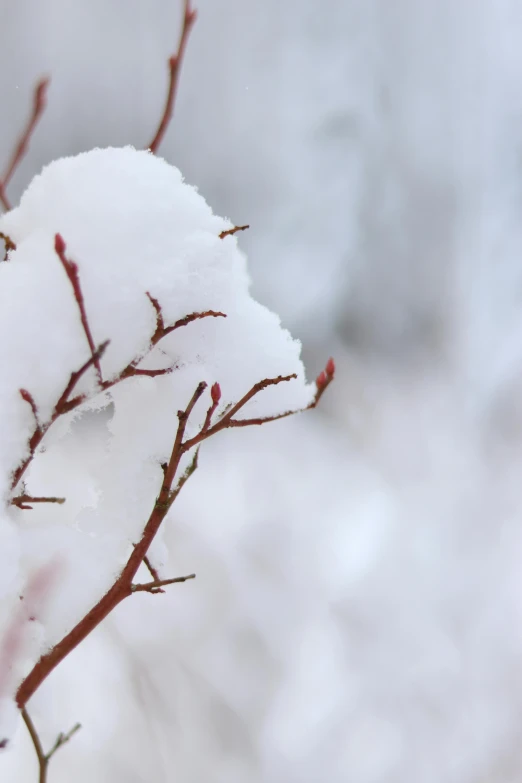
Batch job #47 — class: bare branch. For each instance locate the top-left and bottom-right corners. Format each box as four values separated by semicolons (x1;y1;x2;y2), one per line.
219;224;249;240
46;722;81;762
16;355;334;710
148;302;226;347
142;554;161;582
147;0;197;154
11;495;65;510
22;707;80;783
11;340;109;491
0;231;16;260
21;708;47;783
0;78;49;212
132;573;196;593
54;234;103;386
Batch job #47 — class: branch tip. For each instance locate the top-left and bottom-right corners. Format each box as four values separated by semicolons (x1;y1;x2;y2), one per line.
210;382;221;404
54;232;65;255
325;356;335;378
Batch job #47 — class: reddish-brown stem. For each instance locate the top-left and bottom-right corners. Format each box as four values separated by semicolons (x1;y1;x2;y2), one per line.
0;231;16;259
147;0;197;154
182;374;297;450
22;707;80;783
132;573;195;593
16;368;324;708
219;224;250;240
16;384;204;708
11;495;65;510
54;234;103;385
0;78;49;211
11;341;109;491
142;554;161;582
201;383;220;431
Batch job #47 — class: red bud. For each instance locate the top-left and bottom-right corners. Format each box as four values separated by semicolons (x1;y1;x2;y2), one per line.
326;357;335;377
54;233;66;254
316;371;326;388
211;382;221;404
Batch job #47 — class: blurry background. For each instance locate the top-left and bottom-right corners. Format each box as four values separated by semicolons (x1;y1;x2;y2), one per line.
3;0;522;781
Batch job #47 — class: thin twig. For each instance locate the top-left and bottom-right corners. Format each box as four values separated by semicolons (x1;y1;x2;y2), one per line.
219;224;249;240
11;495;65;510
46;722;81;762
16;358;334;709
147;299;226;347
21;708;47;783
132;573;196;593
201;383;221;432
22;707;80;783
54;234;103;386
12;340;109;491
0;231;16;260
147;0;197;153
142;554;160;582
0;78;49;211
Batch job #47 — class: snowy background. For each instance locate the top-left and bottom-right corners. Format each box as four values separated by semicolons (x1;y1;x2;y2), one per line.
3;0;522;781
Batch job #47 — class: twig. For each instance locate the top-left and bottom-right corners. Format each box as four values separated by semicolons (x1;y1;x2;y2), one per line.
142;554;160;581
12;340;110;490
147;0;197;153
21;708;46;783
46;722;82;762
11;495;65;510
54;234;103;386
0;78;49;212
10;253;225;494
145;292;226;347
0;231;16;260
202;382;221;432
132;573;196;594
219;224;249;240
16;358;335;709
22;707;80;783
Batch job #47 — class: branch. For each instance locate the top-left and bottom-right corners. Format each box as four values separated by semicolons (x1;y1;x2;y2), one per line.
145;292;226;347
0;78;49;212
132;573;196;594
16;357;334;709
11;495;65;510
11;340;109;490
21;708;46;783
16;385;204;708
147;0;197;154
219;224;249;240
22;707;80;783
10;247;225;495
54;234;103;386
0;231;16;260
142;554;161;581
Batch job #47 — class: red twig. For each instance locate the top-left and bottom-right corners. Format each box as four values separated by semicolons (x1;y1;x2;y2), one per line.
219;225;249;240
147;0;197;154
22;707;81;783
142;554;161;582
0;78;49;211
202;382;221;431
132;573;196;594
54;234;103;386
146;291;226;347
11;495;65;510
12;341;109;491
15;358;336;709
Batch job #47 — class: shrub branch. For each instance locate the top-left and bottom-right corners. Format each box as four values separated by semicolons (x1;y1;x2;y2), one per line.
147;0;197;153
0;78;49;212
